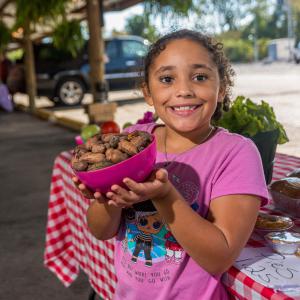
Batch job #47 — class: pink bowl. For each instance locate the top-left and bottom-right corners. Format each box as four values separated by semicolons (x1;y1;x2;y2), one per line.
74;136;157;194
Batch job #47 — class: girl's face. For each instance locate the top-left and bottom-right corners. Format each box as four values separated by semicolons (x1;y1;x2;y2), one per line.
143;39;224;134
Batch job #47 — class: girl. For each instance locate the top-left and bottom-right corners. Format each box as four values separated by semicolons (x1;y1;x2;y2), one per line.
74;29;268;299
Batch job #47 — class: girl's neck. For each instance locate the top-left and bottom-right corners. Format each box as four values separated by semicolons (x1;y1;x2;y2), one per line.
155;124;215;154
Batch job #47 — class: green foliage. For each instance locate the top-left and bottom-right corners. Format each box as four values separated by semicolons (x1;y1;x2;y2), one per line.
257;38;269;60
52;20;84;57
201;0;247;31
7;49;24;62
125;14;158;42
15;0;66;26
214;96;289;144
145;0;196;17
218;30;242;40
0;21;11;52
222;39;253;62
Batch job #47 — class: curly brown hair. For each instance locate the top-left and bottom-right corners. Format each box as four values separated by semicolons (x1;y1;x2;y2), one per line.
141;29;235;120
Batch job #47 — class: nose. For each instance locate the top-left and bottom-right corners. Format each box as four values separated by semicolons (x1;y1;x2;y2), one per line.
175;78;195;98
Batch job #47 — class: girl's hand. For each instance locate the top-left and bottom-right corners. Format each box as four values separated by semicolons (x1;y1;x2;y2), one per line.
72;176;106;204
105;168;171;208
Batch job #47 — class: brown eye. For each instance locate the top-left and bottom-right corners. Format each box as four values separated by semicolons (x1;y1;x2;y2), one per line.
160;76;173;83
194;74;207;81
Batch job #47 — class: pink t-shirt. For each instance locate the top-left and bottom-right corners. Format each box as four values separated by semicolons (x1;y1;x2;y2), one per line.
113;123;268;300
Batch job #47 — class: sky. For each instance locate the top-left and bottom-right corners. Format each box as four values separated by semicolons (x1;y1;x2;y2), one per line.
104;3;221;36
103;3;144;35
102;3;196;36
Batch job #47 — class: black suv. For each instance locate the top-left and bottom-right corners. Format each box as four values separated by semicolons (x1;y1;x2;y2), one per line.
10;35;149;106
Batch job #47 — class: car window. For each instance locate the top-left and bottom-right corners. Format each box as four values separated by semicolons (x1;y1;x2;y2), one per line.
105;41;118;59
121;40;148;58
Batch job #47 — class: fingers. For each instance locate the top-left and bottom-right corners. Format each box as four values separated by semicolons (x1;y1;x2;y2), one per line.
72;176;97;200
123;177;144;192
72;176;80;187
94;191;106;204
155;168;168;183
106;184;140;208
106;192;128;207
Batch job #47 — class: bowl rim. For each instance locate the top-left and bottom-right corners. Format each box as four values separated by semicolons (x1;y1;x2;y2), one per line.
264;231;300;244
75;134;156;174
255;212;294;232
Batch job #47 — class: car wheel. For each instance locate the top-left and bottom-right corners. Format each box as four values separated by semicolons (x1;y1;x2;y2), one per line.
56;77;85;106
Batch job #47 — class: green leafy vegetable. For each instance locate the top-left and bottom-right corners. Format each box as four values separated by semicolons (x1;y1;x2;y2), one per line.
214;96;288;144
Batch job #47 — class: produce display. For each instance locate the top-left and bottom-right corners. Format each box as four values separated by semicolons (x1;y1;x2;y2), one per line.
214;95;288;144
269;175;300;217
265;231;300;255
255;213;294;231
80;124;100;142
270;177;300;199
100;120;120;134
71;130;153;172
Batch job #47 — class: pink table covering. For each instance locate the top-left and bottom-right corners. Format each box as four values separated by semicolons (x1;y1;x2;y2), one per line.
44;152;300;300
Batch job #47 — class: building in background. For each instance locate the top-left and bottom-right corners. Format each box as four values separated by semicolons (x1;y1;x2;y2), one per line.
267;38;295;62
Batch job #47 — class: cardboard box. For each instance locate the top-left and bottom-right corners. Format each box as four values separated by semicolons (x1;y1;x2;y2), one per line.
86;102;117;123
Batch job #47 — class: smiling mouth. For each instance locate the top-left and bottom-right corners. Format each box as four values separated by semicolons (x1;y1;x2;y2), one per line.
171;104;202;111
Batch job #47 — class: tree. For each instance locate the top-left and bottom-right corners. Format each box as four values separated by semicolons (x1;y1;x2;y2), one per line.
14;0;68;112
143;0;201;31
12;0;108;109
0;21;11;54
125;14;158;42
52;19;85;58
86;0;106;103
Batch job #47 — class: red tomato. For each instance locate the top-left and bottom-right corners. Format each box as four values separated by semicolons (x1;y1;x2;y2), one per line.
100;121;120;134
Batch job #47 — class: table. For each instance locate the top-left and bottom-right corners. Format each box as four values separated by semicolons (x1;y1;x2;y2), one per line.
44;152;300;300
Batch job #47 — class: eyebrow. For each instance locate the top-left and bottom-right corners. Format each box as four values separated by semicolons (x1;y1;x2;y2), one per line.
154;63;213;75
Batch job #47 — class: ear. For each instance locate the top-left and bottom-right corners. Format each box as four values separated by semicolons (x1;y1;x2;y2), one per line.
141;83;154;106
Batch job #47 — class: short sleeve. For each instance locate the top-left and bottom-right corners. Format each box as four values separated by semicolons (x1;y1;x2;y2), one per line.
211;138;269;206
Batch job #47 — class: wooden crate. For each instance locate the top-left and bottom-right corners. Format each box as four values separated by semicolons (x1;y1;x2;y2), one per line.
86;102;117;123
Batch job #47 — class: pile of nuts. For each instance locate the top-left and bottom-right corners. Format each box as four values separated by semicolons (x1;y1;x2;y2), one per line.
71;130;152;172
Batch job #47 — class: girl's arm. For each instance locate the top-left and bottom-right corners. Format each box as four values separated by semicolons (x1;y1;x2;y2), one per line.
86;200;122;240
72;177;122;240
152;187;260;275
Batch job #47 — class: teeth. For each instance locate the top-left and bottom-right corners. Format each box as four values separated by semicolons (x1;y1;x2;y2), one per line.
173;106;197;111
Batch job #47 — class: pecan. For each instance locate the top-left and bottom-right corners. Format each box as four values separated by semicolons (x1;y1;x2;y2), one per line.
118;139;138;155
91;143;106;153
107;149;128;163
102;133;119;143
87;160;114;171
79;152;106;163
72;160;88;171
109;135;120;148
85;135;100;150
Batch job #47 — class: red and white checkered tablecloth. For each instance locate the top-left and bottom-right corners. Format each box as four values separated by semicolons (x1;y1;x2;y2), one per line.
44;151;300;300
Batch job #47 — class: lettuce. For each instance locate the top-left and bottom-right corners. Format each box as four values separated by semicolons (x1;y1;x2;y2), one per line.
214;96;289;144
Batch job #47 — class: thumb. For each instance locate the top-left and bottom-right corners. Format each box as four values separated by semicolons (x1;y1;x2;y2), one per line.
155;168;168;183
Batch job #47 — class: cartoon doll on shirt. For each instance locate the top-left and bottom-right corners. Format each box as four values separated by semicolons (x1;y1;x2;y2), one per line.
131;212;163;267
164;225;183;264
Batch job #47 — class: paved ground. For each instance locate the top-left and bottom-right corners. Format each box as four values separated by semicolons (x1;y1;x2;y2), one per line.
233;62;300;156
0;111;96;300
